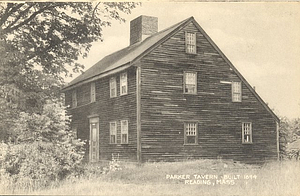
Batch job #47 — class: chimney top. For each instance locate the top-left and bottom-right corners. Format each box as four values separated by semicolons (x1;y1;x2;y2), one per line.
130;15;158;45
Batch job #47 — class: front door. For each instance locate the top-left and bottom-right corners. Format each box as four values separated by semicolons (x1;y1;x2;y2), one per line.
89;117;99;162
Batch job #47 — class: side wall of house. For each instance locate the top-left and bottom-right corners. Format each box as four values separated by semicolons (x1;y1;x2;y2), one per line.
65;67;137;161
140;21;278;164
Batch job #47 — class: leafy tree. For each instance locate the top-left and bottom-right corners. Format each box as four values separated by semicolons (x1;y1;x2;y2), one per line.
0;2;139;88
0;2;139;108
0;93;19;140
0;2;139;140
279;116;300;159
279;116;290;156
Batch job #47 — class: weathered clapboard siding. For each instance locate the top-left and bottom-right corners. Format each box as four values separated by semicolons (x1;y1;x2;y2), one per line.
65;67;137;161
140;21;277;164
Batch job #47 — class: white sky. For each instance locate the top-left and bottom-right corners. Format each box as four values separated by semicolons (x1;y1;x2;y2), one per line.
67;2;300;119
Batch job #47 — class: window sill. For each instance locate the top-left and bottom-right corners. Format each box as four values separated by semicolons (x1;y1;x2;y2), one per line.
186;52;197;55
184;143;199;146
109;143;129;145
242;142;253;145
69;101;96;110
183;93;197;95
120;93;128;96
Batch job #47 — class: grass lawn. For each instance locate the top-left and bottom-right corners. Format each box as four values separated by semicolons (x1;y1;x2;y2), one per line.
29;159;300;196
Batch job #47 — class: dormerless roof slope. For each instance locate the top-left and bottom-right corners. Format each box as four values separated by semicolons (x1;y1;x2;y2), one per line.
62;16;279;122
63;17;191;89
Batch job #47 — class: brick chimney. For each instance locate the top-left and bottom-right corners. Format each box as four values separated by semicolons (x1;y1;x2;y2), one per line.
130;15;158;45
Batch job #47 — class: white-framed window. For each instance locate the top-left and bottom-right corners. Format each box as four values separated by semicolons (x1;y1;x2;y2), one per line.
110;77;117;98
183;71;197;94
120;72;128;96
72;90;77;108
185;32;196;54
242;122;252;144
91;82;96;102
110;121;117;144
121;120;128;144
232;81;242;102
184;122;198;144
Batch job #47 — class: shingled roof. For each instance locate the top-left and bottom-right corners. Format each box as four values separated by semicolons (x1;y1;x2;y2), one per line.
63;17;192;90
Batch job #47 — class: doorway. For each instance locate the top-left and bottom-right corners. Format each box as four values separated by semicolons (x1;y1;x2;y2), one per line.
89;117;99;162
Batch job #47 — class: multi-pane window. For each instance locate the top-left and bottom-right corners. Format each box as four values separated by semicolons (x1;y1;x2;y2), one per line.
72;90;77;108
109;120;129;144
184;72;197;94
90;82;96;102
121;120;128;144
120;72;128;96
110;121;117;144
184;122;198;144
242;122;252;144
185;32;196;54
110;77;117;98
232;81;242;102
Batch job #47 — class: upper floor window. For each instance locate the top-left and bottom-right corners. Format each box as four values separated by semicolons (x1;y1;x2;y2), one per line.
185;32;196;54
72;90;77;108
120;72;128;96
242;122;252;144
232;81;242;102
91;82;96;102
121;120;128;144
183;72;197;94
110;77;117;98
184;122;198;145
110;121;117;144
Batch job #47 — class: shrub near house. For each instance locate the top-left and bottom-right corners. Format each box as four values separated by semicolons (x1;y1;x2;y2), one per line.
287;139;300;160
0;101;85;192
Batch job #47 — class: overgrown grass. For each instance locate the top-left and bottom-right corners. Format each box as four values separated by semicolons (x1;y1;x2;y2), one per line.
26;159;300;196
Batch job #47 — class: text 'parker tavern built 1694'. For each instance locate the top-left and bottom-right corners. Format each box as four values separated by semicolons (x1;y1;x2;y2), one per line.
62;15;280;164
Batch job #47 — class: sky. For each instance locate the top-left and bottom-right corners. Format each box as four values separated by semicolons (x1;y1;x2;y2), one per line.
68;2;300;119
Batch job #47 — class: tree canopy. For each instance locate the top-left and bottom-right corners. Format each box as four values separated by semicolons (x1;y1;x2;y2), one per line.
0;2;139;97
0;2;139;141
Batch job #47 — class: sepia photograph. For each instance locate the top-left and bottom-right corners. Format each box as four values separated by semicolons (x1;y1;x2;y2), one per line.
0;1;299;195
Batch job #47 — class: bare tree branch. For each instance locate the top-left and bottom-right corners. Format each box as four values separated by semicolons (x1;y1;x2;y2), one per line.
92;2;101;20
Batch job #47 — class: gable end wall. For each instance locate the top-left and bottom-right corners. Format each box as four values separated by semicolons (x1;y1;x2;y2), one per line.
140;21;277;164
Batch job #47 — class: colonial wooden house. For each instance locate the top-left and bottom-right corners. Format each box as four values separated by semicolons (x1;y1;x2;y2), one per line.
62;15;280;164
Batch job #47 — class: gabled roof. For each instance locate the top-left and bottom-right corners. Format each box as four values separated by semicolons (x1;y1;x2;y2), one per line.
62;16;279;122
63;17;192;89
